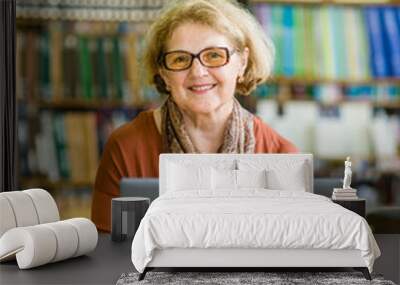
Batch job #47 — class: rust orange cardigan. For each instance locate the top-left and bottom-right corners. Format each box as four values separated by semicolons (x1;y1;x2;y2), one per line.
91;110;298;232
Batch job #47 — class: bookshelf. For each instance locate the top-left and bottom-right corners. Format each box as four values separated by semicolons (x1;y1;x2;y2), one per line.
36;99;153;110
268;76;400;86
250;0;399;199
250;0;400;5
15;9;164;193
16;0;168;22
15;0;400;215
15;2;170;221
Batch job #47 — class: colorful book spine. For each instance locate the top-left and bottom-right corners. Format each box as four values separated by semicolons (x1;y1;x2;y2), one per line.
63;33;79;99
50;23;63;100
293;6;305;77
25;31;39;102
104;37;116;100
331;6;347;79
357;9;372;80
302;6;315;78
39;31;51;101
124;31;141;104
281;5;295;77
96;37;109;100
255;3;271;37
253;4;400;80
112;37;124;100
79;36;93;100
312;7;325;78
89;38;99;100
364;7;390;78
82;113;99;183
270;5;284;76
53;113;70;179
381;7;400;77
321;6;336;79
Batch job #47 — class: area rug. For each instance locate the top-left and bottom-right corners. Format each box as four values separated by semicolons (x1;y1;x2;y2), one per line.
116;271;396;285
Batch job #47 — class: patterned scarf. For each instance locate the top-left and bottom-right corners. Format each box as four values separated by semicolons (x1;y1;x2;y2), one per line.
161;96;255;153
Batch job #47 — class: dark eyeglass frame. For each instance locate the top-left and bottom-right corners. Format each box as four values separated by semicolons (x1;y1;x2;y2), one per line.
159;46;237;71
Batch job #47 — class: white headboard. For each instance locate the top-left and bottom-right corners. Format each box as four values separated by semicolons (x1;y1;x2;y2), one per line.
159;154;313;195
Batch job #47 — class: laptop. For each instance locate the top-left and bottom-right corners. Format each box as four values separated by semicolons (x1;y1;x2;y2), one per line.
119;178;159;203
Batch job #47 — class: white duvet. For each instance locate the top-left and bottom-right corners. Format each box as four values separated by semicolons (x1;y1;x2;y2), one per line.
131;190;380;273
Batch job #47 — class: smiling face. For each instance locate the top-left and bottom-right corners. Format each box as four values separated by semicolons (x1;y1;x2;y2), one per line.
159;22;248;116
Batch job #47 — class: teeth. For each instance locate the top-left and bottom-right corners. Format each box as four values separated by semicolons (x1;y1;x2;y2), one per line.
190;84;214;91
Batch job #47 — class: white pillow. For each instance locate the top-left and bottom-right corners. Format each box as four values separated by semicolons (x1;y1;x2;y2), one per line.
212;169;267;190
238;159;309;192
212;168;236;190
167;162;212;191
266;164;307;191
236;169;267;189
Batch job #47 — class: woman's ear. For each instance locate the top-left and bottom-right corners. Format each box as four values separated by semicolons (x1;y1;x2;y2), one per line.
158;68;171;91
154;69;171;94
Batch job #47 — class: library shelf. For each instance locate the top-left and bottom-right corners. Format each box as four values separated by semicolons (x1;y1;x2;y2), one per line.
15;0;400;196
263;98;400;109
36;99;151;111
15;0;167;22
20;177;93;190
268;76;400;86
251;0;400;6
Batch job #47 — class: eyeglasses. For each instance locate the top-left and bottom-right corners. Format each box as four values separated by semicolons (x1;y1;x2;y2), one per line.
160;47;237;71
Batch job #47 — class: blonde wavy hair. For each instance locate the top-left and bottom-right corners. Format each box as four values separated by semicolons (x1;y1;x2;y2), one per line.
143;0;275;96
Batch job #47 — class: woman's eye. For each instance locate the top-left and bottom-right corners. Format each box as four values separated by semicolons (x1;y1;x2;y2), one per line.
174;56;189;63
208;52;222;59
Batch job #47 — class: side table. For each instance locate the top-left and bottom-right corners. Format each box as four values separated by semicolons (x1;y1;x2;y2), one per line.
332;198;366;218
111;197;150;242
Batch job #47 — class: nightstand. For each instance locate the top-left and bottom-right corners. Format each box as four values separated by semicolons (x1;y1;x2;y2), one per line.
332;198;366;218
111;197;150;242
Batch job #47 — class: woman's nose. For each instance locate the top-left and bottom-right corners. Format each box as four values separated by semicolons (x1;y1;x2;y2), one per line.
189;58;208;77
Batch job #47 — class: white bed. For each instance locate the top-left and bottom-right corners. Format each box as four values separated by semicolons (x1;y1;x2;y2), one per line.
131;154;380;280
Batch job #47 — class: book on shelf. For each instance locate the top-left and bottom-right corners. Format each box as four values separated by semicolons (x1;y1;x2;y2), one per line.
332;187;359;200
16;21;160;105
364;7;389;78
331;7;344;79
37;111;60;182
39;30;51;101
53;113;70;180
293;6;306;77
16;0;166;22
333;188;357;193
63;33;80;99
96;37;108;100
123;30;141;105
78;37;93;101
18;109;140;185
282;5;295;77
256;95;400;162
253;81;399;105
50;23;63;101
332;195;359;200
371;112;399;159
17;104;32;177
252;3;400;80
381;7;400;77
343;7;370;80
90;37;101;101
25;31;39;102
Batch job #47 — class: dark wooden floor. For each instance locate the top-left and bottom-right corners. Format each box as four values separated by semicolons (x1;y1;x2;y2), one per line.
1;234;398;284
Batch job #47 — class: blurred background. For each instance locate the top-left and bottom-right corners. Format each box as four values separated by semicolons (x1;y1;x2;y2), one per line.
15;0;399;232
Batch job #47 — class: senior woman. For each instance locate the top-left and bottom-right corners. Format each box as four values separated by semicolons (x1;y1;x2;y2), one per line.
92;0;297;232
